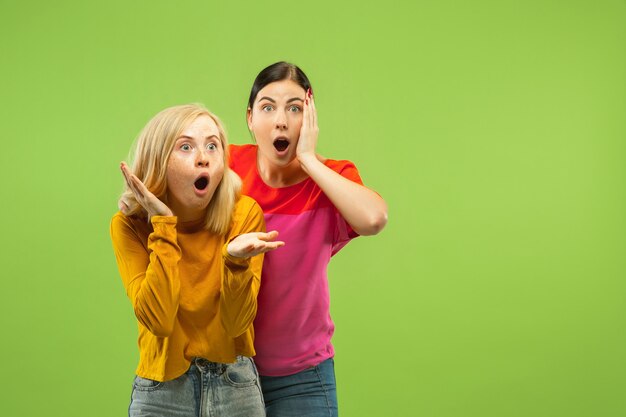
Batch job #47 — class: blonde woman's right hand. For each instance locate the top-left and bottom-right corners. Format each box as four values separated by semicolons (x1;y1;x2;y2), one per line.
227;231;285;258
120;162;173;219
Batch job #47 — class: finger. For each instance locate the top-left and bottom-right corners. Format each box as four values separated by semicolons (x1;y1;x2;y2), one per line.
121;161;134;180
302;95;309;126
258;230;279;241
121;162;146;196
306;93;316;127
247;243;265;255
244;231;273;242
254;241;285;254
304;93;312;128
121;163;144;200
126;177;143;200
311;99;317;129
131;172;154;198
122;168;140;198
257;239;285;250
310;96;317;127
120;162;133;187
130;175;146;199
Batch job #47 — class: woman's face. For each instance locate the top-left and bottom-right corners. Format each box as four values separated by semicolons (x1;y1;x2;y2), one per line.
247;79;306;166
165;115;224;220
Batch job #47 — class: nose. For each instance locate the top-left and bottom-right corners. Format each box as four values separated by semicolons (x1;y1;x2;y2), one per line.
196;148;210;167
274;110;288;130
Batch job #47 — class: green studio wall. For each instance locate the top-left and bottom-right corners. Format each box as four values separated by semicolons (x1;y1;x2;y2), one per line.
0;1;624;416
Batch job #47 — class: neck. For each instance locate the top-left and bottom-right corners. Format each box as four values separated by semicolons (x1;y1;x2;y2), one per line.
167;199;206;225
176;216;205;233
257;154;309;188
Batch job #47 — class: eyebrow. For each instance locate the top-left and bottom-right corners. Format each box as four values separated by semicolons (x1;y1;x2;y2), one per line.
177;135;219;141
257;96;304;104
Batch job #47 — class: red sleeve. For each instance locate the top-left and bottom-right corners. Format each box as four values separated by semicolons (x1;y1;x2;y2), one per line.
325;159;364;186
325;159;365;243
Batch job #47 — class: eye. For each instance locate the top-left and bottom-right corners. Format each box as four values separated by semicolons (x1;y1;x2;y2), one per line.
288;105;301;113
262;104;274;112
207;143;218;151
180;143;192;151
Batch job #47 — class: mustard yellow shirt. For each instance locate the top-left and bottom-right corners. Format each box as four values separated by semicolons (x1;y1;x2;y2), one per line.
110;195;264;382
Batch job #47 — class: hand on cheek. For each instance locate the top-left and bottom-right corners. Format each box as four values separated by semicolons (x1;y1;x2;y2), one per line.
296;88;319;163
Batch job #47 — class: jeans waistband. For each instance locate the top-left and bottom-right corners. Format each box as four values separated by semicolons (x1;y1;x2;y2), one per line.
192;356;247;374
194;357;225;372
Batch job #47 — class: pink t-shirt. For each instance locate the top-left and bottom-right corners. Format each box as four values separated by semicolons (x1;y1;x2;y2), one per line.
229;144;362;376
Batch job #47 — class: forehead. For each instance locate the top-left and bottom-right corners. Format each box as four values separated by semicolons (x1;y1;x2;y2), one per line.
180;114;220;139
256;79;306;102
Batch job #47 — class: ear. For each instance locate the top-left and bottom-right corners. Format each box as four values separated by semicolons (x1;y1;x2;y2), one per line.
246;107;253;130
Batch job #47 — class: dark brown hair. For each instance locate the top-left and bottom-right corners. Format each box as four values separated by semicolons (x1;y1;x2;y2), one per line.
247;62;312;110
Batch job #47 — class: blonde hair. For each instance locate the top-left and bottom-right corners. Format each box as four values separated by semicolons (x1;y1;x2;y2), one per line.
121;103;241;235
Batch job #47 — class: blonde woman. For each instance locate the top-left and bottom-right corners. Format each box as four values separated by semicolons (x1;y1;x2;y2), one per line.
110;104;283;417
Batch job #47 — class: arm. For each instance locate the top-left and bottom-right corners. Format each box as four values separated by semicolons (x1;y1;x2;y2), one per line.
299;155;388;236
219;200;284;338
296;92;388;236
110;214;181;337
111;162;181;337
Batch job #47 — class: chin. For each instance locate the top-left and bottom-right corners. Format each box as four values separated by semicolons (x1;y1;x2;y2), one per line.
274;150;297;162
189;197;211;211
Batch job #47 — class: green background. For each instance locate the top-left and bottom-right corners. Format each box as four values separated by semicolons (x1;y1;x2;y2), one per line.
1;1;625;416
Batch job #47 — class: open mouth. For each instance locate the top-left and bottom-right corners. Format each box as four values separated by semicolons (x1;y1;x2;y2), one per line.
273;138;289;152
194;176;208;191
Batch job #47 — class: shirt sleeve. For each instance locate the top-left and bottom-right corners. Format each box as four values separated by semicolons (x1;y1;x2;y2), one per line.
333;159;364;186
110;213;182;337
329;160;365;250
219;198;266;338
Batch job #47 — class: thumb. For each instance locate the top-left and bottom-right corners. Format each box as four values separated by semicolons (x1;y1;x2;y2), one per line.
118;198;131;215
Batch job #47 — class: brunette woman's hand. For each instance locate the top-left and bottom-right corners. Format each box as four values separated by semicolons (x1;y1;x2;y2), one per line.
296;88;319;165
227;230;285;258
120;161;173;219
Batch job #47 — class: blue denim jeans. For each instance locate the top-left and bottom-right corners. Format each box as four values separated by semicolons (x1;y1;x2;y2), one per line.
260;358;338;417
129;356;265;417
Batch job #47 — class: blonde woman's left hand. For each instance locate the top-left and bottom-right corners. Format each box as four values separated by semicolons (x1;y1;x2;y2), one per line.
296;88;319;164
227;230;285;258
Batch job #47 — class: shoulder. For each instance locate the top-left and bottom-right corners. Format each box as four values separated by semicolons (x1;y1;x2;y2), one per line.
323;158;363;184
232;195;264;233
234;194;261;212
324;157;357;170
111;211;132;230
232;195;263;222
229;144;256;163
110;211;148;239
229;195;265;236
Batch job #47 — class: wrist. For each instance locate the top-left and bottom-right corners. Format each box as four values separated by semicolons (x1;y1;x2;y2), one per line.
226;243;240;258
297;152;320;171
149;209;175;221
223;243;251;269
150;208;173;218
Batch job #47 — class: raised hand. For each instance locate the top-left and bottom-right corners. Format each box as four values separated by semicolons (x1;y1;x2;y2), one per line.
296;88;319;163
227;230;285;258
120;161;173;218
